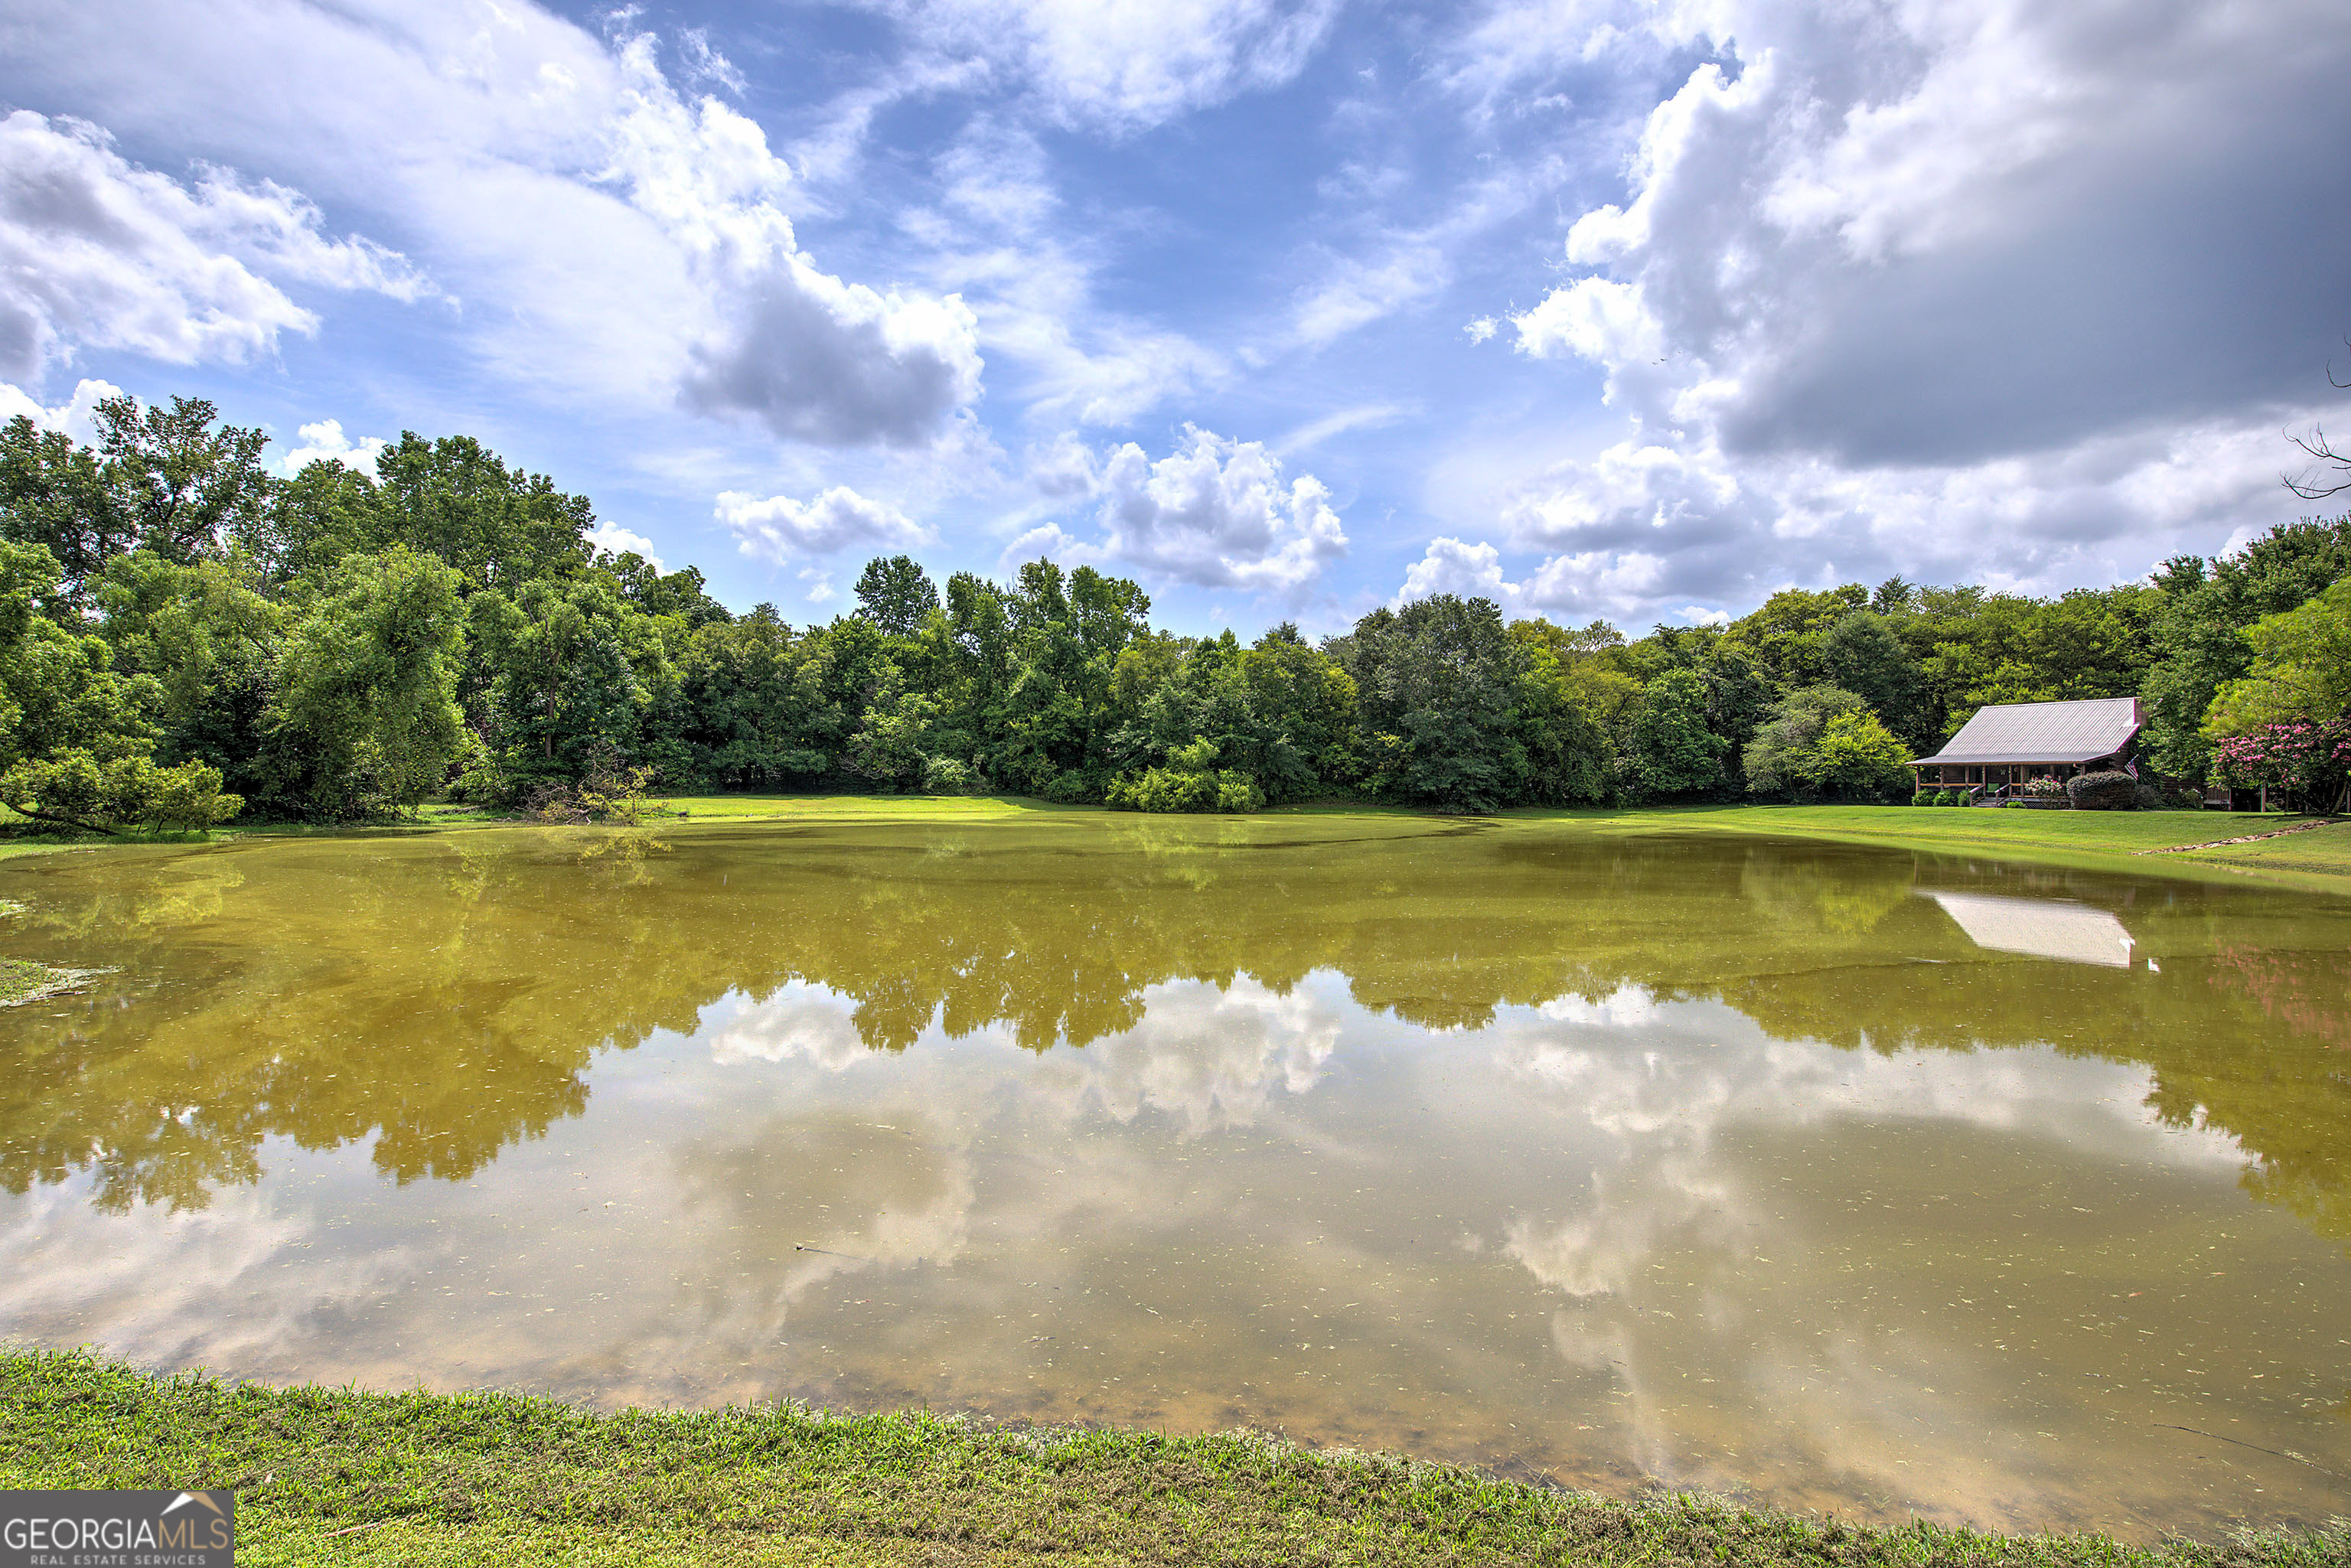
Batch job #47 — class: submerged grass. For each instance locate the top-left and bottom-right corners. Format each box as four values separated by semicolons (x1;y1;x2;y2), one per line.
8;794;2347;895
3;1351;2343;1567
0;955;54;1005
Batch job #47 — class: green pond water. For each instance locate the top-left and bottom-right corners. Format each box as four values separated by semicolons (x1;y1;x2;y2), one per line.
2;817;2348;1537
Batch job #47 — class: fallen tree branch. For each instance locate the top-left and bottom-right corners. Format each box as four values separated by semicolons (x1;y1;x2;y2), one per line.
0;800;119;836
2137;820;2343;854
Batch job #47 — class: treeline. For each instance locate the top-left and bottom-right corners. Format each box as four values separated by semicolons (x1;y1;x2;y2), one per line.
2;394;2346;828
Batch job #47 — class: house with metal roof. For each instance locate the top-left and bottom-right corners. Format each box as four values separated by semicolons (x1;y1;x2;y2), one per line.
1910;696;2141;790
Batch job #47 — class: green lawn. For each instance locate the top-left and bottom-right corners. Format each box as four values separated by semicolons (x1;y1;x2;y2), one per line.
3;1351;2339;1568
1504;804;2351;894
644;793;1082;825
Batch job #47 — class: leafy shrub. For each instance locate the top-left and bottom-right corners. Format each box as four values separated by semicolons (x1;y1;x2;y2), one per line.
921;756;979;796
1;754;241;834
1911;789;1934;806
1039;768;1101;804
2210;719;2351;813
2066;770;2139;810
1741;686;1912;801
2160;777;2209;809
527;758;661;825
2021;775;2066;798
1106;765;1264;813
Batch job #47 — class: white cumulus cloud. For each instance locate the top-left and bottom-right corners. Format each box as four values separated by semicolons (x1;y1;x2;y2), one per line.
0;376;122;444
1462;0;2351;621
272;417;386;477
0;110;425;383
1094;425;1347;592
1396;536;1512;607
585;521;667;571
716;484;931;563
604;38;985;448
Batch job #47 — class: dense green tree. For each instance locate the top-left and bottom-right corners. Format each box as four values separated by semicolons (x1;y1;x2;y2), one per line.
1511;643;1613;806
260;546;468;819
95;395;274;565
1743;686;1909;802
1241;625;1359;801
96;550;282;799
0;418;118;598
0;540;239;832
1618;667;1725;800
1821;610;1924;742
0;396;271;601
607;554;732;629
264;459;389;583
473;575;651;789
674;608;830;786
2203;576;2351;734
0;541;157;770
1723;585;1870;691
2141;519;2351;778
853;554;940;637
1331;595;1537;812
373;434;594;592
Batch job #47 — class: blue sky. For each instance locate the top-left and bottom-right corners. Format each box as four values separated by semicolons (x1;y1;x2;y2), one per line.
2;0;2347;634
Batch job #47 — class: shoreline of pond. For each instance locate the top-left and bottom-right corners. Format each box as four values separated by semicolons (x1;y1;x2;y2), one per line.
3;1349;2341;1566
7;796;2347;898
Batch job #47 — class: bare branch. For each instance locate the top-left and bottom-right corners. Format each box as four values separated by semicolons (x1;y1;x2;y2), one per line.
2284;423;2351;500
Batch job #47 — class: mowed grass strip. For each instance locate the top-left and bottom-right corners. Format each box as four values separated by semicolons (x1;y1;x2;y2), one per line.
4;1352;2343;1567
1508;804;2351;893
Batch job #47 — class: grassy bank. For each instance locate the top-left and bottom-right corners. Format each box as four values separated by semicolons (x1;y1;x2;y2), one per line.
624;797;2351;896
1523;804;2351;895
7;795;2347;896
2;1351;2340;1567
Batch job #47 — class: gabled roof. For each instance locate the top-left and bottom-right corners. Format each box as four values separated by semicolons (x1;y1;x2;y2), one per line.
1922;891;2135;968
1913;696;2141;766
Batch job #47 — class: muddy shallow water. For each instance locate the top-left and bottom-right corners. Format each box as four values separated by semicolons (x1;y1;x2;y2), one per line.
2;816;2346;1538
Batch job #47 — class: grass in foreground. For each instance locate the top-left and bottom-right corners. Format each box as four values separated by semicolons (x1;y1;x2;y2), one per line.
2;1352;2343;1567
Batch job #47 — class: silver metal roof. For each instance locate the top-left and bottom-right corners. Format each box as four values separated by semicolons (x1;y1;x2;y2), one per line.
1922;891;2135;968
1912;696;2141;766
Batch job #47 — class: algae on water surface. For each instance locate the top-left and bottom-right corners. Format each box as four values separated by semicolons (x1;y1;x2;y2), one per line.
2;815;2347;1542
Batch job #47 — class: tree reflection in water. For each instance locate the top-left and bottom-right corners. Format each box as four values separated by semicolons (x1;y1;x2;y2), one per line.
4;817;2349;1536
0;820;2344;1239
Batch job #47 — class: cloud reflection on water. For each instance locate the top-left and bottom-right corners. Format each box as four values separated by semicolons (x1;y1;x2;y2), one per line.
3;825;2349;1536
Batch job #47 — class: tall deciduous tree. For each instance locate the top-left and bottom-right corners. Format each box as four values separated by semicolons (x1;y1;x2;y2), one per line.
1743;685;1909;802
1821;609;1923;739
1619;667;1724;799
2203;576;2351;735
265;546;468;818
373;434;595;592
0;540;240;832
2140;518;2351;778
1332;595;1537;812
853;554;941;637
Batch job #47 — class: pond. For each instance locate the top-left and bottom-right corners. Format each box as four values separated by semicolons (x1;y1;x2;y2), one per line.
2;817;2347;1539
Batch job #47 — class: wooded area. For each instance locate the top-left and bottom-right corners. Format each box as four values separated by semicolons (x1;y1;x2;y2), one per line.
3;394;2346;828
